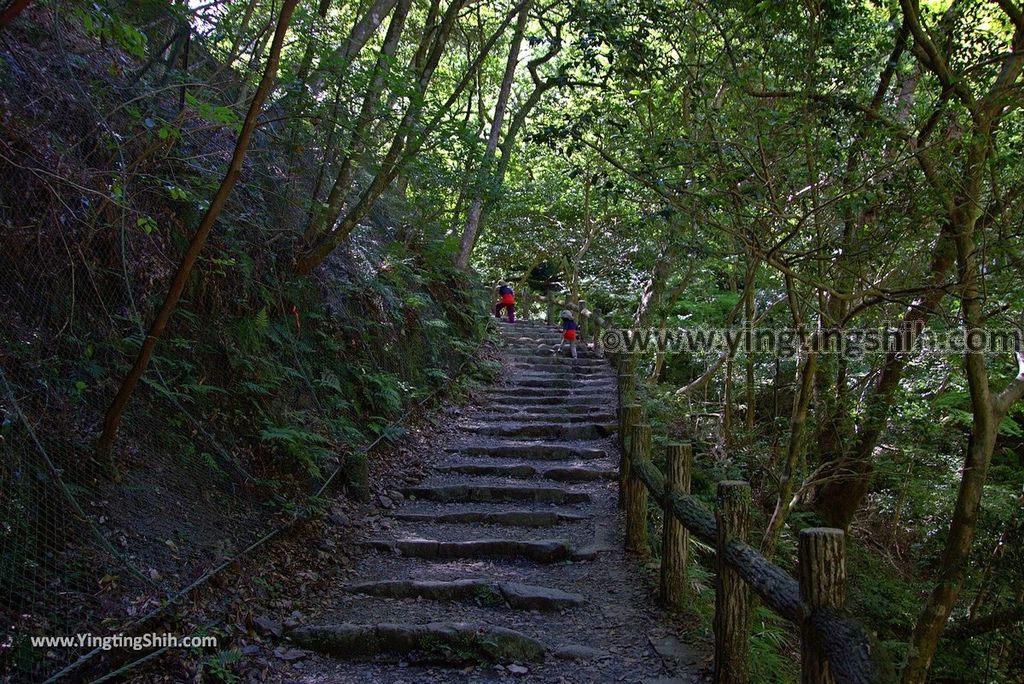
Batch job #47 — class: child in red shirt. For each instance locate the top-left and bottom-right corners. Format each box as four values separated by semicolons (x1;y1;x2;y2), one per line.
494;281;515;323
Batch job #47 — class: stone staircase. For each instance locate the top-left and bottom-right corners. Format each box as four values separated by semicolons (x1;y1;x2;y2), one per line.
286;319;704;682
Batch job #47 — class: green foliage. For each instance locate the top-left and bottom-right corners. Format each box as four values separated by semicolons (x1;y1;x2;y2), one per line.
185;93;242;133
202;649;242;683
749;607;799;684
258;425;331;479
75;2;148;57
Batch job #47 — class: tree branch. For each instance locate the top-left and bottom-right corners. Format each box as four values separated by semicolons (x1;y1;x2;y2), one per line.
993;351;1024;417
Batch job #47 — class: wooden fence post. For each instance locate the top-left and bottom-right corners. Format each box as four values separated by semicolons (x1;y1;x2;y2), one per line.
714;481;751;684
799;528;846;684
618;371;636;409
592;307;603;356
607;350;619;374
617;403;641;509
660;442;692;609
617;353;635;382
625;423;651;555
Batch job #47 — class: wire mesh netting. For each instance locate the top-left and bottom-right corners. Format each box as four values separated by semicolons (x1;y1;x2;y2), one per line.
0;1;486;680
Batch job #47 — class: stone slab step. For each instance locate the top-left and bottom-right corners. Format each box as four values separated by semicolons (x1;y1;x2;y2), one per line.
484;391;610;404
506;373;614;383
363;538;596;563
462;422;614;439
436;463;617;482
542;466;618;482
509;350;603;359
475;401;614;412
509;339;586;348
467;411;617;424
490;382;611;392
341;579;584;610
391;509;589;527
480;405;616;416
495;321;550;328
289;622;546;663
452;443;608;460
482;394;608;406
508;358;608;369
403;484;590;504
510;378;615;390
508;362;612;374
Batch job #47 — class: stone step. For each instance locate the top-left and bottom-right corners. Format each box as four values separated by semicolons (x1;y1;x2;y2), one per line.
495;321;549;327
392;509;589;527
436;463;617;482
506;335;596;344
507;341;576;349
363;538;596;563
485;390;610;402
467;416;617;428
476;402;615;414
453;443;608;460
465;412;617;424
436;463;538;478
462;422;614;439
507;360;610;370
498;329;554;336
403;484;590;504
289;622;546;663
509;350;603;359
507;370;614;381
506;342;601;350
341;579;585;611
483;394;608;405
507;334;578;342
511;364;610;373
492;380;610;390
507;356;608;368
509;378;615;389
541;466;618;482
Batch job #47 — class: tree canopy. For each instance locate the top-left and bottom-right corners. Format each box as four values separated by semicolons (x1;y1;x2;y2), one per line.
2;0;1023;680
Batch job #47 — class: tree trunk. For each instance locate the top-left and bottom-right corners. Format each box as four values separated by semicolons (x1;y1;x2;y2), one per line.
762;342;817;559
96;0;300;465
809;230;954;528
234;12;275;108
455;0;532;268
294;0;335;89
899;3;1024;675
744;275;755;431
0;0;30;27
464;17;567;251
903;130;1020;684
301;0;412;244
295;0;532;275
305;0;400;97
220;0;259;73
294;0;461;274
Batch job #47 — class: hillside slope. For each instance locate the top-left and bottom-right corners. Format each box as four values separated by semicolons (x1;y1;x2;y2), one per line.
0;4;485;680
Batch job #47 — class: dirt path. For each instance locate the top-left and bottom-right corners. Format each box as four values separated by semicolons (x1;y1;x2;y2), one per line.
272;319;709;683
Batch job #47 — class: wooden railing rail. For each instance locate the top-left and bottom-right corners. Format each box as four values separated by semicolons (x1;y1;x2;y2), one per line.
614;367;880;684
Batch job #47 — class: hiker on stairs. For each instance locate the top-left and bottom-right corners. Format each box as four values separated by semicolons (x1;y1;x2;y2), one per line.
557;309;578;358
494;281;515;323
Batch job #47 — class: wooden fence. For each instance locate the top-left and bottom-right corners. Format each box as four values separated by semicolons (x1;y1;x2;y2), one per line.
611;353;880;684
